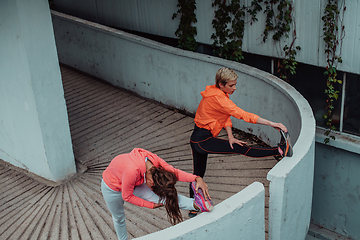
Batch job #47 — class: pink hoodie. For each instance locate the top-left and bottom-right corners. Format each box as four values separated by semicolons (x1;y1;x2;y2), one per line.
194;85;259;137
102;148;197;209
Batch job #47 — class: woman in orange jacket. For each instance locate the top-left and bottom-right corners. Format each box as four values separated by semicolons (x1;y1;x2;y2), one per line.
188;67;292;217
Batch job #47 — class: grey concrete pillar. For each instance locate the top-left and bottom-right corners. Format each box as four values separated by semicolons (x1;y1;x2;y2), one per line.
0;0;76;183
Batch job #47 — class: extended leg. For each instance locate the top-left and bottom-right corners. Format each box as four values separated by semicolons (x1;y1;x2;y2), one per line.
192;136;279;158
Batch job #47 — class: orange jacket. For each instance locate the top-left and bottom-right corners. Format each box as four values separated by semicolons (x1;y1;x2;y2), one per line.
194;85;259;137
102;148;197;209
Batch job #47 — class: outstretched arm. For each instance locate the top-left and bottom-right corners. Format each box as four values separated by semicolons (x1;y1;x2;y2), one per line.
225;117;288;149
256;117;288;132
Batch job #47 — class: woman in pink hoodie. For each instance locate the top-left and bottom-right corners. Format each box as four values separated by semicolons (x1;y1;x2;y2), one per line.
188;67;293;217
102;148;213;240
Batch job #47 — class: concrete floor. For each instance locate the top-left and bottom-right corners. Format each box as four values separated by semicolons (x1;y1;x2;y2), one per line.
0;65;293;239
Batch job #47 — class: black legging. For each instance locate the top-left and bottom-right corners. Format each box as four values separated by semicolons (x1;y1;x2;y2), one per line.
189;125;279;198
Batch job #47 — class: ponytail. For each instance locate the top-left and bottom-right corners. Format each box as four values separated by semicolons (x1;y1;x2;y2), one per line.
150;167;183;225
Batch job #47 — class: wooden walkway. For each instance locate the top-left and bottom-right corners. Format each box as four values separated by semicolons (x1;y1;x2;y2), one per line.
0;65;278;239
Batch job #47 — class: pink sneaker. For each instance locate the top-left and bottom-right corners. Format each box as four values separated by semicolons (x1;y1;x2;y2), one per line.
191;181;213;212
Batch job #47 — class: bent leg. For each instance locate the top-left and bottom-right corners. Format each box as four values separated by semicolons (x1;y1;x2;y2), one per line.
134;183;196;210
133;183;162;203
101;179;128;240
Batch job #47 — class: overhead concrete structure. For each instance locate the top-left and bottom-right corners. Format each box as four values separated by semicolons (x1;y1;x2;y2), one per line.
0;0;76;183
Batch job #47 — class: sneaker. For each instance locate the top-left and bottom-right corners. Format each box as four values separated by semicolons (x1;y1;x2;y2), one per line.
191;181;213;212
188;210;198;218
274;155;283;162
278;129;293;157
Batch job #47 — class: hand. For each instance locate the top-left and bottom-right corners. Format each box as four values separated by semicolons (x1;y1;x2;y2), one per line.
256;117;288;133
228;136;247;149
270;122;288;133
195;177;211;200
153;203;163;209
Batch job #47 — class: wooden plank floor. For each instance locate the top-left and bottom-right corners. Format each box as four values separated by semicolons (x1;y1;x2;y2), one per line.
0;65;278;239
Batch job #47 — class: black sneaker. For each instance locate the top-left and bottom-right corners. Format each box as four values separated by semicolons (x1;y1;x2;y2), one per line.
274;154;283;161
279;129;293;157
188;210;198;218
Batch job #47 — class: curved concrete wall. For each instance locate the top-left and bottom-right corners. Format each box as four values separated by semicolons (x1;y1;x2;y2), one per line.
137;182;265;240
51;11;315;240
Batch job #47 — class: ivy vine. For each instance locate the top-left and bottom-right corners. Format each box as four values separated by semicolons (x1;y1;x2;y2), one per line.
262;0;293;42
247;0;263;23
172;0;197;51
172;0;301;79
211;0;245;62
274;38;300;81
321;0;345;143
209;0;300;82
260;0;301;81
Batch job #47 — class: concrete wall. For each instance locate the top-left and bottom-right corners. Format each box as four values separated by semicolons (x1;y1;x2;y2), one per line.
0;0;76;183
312;129;360;239
137;182;265;240
51;11;316;240
267;140;315;239
51;0;360;75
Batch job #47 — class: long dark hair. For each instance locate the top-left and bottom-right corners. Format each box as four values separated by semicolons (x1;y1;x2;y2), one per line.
149;166;183;225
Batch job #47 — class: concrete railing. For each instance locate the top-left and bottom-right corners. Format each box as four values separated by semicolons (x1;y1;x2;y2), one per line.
137;182;265;240
51;11;316;240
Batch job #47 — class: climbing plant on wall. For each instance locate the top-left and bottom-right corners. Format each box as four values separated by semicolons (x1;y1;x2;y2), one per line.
262;0;293;42
209;0;300;82
211;0;245;62
172;0;198;51
172;0;301;79
260;0;301;81
322;0;345;143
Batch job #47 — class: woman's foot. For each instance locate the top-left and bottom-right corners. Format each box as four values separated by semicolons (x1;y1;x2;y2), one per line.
191;181;214;212
188;210;198;218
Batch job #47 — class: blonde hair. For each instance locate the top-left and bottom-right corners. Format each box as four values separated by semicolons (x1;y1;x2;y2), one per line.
215;67;238;88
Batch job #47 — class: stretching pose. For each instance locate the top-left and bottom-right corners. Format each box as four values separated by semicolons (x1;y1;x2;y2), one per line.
101;148;213;240
188;67;292;217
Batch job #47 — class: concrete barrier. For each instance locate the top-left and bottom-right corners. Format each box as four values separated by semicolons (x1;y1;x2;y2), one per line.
136;182;265;240
51;10;316;240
